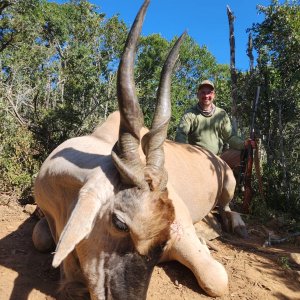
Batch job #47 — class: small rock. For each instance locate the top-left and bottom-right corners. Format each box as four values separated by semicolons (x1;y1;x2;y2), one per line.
24;204;36;215
295;271;300;283
290;253;300;265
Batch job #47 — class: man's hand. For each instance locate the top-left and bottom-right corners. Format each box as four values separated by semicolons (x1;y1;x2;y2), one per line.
244;139;257;149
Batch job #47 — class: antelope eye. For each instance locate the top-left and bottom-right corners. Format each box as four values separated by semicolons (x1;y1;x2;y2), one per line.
112;213;129;232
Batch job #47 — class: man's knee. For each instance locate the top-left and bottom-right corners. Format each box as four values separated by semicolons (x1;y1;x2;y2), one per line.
220;149;242;169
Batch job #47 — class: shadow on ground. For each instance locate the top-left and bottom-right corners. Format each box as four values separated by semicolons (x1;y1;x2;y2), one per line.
0;214;59;300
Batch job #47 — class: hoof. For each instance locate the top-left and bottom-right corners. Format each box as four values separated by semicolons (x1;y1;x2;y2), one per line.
32;218;55;252
234;225;248;239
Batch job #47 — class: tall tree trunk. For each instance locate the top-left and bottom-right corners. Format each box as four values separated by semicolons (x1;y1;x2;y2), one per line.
278;101;290;202
247;33;254;73
227;5;238;132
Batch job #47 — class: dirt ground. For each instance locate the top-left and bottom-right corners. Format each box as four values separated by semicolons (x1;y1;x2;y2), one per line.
1;196;300;300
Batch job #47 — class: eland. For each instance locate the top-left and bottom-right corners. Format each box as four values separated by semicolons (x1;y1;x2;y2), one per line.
32;0;246;299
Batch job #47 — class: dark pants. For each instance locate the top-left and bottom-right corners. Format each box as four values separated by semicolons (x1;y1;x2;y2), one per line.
220;149;242;170
221;149;247;189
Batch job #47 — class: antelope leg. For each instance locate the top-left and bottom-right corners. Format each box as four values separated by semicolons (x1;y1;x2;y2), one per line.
162;187;228;297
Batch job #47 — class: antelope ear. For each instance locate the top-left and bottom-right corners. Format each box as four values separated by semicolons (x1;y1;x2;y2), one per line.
144;167;168;191
52;175;114;268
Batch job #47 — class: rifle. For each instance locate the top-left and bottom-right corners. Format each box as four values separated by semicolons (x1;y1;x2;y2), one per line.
241;86;260;213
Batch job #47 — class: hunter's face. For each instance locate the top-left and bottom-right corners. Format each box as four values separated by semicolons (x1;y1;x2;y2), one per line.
197;86;215;109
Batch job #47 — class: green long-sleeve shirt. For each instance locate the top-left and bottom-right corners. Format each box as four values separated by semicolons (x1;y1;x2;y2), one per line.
175;104;244;155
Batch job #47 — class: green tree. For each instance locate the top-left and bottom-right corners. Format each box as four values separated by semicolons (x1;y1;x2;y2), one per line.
247;0;300;215
0;0;128;197
135;34;229;138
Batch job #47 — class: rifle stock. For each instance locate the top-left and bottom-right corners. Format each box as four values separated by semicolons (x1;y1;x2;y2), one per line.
242;86;260;213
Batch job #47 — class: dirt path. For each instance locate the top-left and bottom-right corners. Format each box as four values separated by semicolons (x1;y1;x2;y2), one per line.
0;198;300;300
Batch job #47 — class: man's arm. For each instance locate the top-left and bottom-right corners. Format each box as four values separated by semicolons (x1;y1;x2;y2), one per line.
175;113;192;144
221;113;244;150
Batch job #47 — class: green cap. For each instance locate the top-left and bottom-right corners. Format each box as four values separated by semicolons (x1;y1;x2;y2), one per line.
198;79;214;90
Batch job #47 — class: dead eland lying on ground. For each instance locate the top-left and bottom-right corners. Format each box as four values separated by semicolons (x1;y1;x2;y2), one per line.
32;0;246;299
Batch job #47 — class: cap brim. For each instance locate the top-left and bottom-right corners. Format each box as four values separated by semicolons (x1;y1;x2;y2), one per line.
199;84;214;90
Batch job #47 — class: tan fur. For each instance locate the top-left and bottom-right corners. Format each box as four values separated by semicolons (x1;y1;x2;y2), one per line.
33;111;245;298
131;189;174;255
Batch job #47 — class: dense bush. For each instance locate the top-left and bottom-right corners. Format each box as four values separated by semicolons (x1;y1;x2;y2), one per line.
0;109;39;197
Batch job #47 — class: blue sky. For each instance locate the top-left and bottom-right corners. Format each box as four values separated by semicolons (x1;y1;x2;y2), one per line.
55;0;274;70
